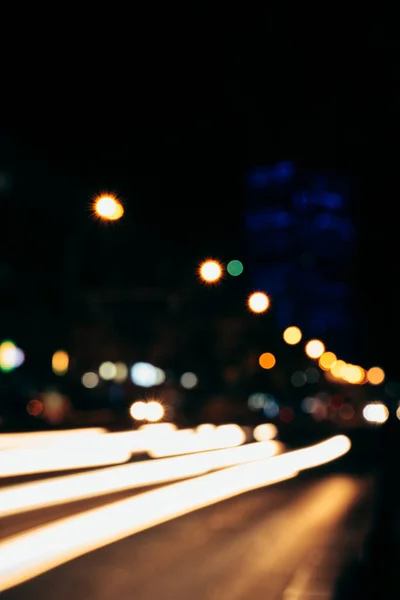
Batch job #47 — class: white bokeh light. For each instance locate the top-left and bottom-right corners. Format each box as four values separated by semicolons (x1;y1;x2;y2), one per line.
99;362;117;380
82;372;99;389
180;372;198;389
362;403;389;424
130;401;147;420
130;363;158;387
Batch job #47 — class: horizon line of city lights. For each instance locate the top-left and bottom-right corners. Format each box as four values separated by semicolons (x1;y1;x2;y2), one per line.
0;196;395;428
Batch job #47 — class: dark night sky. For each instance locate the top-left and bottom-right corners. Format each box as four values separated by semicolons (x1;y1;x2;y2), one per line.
2;9;400;373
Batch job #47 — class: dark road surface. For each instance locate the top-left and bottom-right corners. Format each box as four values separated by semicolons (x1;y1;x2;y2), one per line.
1;471;375;600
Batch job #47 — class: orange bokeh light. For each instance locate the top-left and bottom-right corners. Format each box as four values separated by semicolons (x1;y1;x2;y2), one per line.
259;352;276;369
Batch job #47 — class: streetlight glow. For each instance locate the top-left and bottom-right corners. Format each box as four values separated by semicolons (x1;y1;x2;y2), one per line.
52;351;69;375
248;292;270;313
283;326;302;345
305;339;325;359
199;260;222;283
93;194;124;221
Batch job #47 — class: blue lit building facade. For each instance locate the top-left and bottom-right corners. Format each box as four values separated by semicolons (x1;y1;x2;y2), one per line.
245;162;358;359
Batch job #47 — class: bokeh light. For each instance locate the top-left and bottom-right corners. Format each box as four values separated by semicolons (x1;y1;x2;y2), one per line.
318;352;337;370
82;372;99;389
130;362;158;387
180;372;198;389
146;401;165;422
99;361;117;380
199;260;222;283
263;397;280;418
0;341;24;372
227;260;244;276
305;339;325;359
26;399;43;417
248;393;266;411
339;404;355;420
342;364;365;384
248;292;270;313
114;362;128;383
367;366;385;385
363;402;389;424
283;326;302;345
94;194;124;221
291;371;307;387
155;368;166;385
258;352;276;369
305;367;319;383
330;360;347;379
51;350;69;375
130;401;147;420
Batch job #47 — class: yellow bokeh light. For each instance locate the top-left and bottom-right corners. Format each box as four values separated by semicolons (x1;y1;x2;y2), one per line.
52;351;69;375
199;260;223;283
318;352;337;371
129;401;147;420
146;401;165;422
94;194;124;221
248;292;270;314
367;366;385;385
305;339;325;359
0;341;18;371
330;359;347;379
342;364;365;384
283;326;302;345
259;352;276;369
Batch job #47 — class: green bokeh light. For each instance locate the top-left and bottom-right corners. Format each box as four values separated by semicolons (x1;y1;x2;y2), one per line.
227;260;244;276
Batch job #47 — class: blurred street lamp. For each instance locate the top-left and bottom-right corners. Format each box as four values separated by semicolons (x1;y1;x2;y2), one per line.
259;352;276;369
199;259;223;283
93;194;124;221
283;326;302;345
363;402;389;424
62;190;125;350
146;401;165;422
248;292;270;313
318;351;337;370
52;350;69;375
305;339;325;359
367;366;385;385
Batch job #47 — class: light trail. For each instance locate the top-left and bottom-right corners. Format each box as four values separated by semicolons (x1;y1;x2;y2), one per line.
0;441;283;517
148;424;247;457
0;425;248;477
0;435;351;592
0;428;107;450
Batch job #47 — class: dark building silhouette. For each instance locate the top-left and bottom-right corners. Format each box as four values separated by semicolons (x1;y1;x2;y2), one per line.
245;161;358;360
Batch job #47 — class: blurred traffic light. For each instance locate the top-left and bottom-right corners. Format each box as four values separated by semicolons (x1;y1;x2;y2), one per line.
227;260;244;276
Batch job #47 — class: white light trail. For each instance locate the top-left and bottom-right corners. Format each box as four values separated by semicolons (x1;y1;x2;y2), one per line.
0;428;107;450
0;441;283;517
0;435;351;592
